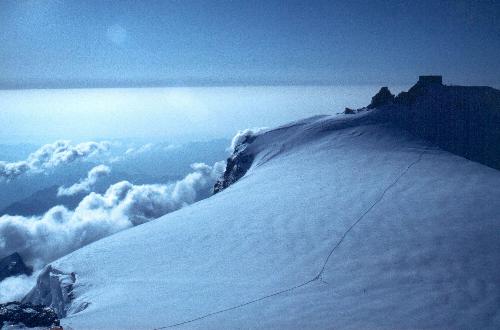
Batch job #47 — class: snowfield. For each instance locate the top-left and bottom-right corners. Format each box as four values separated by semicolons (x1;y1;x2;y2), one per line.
27;110;500;329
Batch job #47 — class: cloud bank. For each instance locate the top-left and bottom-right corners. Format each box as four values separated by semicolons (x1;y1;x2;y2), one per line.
0;274;36;303
125;143;154;155
0;140;109;180
0;161;225;267
58;165;111;196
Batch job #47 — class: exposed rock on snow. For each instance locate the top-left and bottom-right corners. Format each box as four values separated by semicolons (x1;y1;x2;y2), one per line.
213;130;260;194
217;74;500;194
0;301;59;328
213;152;254;194
368;86;395;109
22;266;76;318
414;74;443;87
0;253;32;282
383;77;500;170
343;107;356;114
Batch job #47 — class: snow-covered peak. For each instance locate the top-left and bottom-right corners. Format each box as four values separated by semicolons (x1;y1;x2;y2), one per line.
22;80;500;329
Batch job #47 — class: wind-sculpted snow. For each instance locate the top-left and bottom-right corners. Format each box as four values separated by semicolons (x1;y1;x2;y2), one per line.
0;162;225;271
23;109;499;329
215;113;379;193
57;164;111;196
0;140;109;180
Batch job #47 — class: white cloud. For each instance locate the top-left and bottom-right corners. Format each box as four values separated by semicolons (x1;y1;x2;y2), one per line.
124;143;173;156
0;161;225;267
0;140;110;180
116;143;157;162
0;274;37;303
0;161;30;179
229;127;267;153
58;165;111;196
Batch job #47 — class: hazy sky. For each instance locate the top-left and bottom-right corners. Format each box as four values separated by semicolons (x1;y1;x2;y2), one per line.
0;85;404;143
1;0;499;88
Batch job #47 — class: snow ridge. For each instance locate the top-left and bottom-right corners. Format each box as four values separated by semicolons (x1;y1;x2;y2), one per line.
18;99;500;328
214;112;381;193
154;147;429;329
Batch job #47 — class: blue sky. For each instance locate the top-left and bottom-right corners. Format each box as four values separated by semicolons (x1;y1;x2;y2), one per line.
1;0;499;88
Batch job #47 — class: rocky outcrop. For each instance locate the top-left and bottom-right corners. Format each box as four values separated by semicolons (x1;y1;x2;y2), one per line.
22;266;76;318
213;133;257;194
344;107;356;114
374;76;500;171
368;87;395;109
415;75;442;86
0;302;59;328
0;253;32;282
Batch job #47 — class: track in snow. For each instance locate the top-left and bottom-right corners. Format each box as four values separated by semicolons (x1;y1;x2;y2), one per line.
154;148;428;329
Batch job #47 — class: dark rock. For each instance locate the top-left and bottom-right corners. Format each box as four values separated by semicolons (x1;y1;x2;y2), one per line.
378;76;500;171
417;75;443;86
368;87;395;109
213;134;257;194
213;152;255;194
0;301;59;328
344;107;356;114
0;253;32;282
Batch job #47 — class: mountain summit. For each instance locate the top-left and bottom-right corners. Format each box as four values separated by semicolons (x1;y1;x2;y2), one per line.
387;76;500;170
0;253;32;282
23;80;500;329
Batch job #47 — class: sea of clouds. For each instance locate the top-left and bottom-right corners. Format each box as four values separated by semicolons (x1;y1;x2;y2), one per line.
0;140;109;180
57;164;111;196
0;137;231;302
0;162;225;268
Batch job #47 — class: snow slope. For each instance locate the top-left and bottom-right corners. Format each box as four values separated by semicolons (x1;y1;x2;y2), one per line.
27;110;500;329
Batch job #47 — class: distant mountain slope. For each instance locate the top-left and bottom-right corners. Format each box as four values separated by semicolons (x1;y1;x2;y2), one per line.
0;162;98;211
0;170;181;217
0;185;85;217
24;107;500;329
0;138;229;212
0;253;32;282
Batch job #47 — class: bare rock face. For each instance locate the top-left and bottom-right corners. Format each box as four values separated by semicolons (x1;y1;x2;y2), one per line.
0;253;32;282
368;87;395;109
374;76;500;171
22;265;76;318
344;107;356;114
0;302;59;328
213;134;257;194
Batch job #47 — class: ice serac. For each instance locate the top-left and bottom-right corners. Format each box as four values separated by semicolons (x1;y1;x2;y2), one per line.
22;265;76;318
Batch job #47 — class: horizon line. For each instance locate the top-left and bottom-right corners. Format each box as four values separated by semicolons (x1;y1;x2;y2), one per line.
0;78;418;91
1;78;499;91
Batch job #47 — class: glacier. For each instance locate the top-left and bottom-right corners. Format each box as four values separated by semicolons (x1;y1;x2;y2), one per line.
22;110;500;329
22;84;500;328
